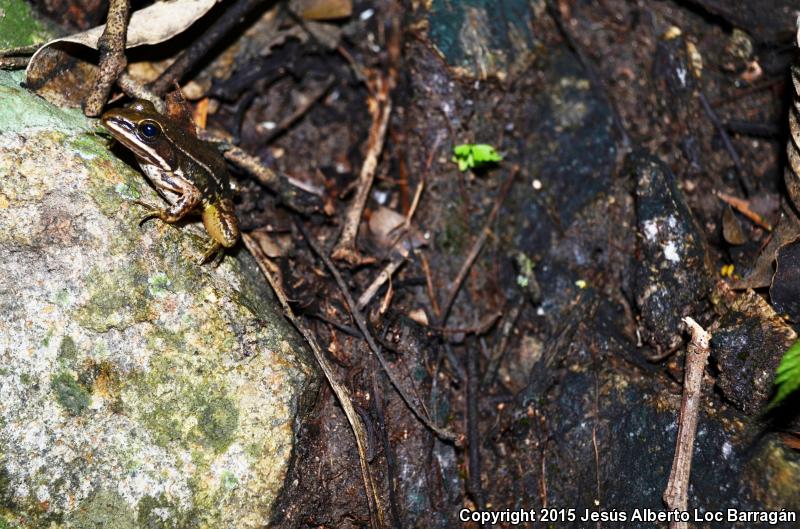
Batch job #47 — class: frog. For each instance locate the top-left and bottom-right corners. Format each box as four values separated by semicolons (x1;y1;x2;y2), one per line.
101;98;239;264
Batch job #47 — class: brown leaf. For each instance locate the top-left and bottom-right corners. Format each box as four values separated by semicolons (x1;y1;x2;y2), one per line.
733;210;800;289
26;0;219;107
722;205;747;245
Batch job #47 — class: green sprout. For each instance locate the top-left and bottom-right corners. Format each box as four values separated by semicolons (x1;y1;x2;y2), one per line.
452;143;502;172
769;340;800;408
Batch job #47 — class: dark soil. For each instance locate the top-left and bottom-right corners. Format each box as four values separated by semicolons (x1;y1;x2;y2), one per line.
30;0;800;527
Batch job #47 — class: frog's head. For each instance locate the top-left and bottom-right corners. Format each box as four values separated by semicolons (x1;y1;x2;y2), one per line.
101;100;176;171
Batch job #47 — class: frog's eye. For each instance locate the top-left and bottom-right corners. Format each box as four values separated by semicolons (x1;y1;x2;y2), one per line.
139;121;161;139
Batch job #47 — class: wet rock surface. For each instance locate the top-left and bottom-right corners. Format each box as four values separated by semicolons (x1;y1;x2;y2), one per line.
770;238;800;320
711;283;796;414
0;71;316;528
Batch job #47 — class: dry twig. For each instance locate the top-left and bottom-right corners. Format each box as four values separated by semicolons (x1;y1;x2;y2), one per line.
714;190;772;231
356;181;426;310
439;166;518;326
242;233;386;529
85;0;131;116
149;0;267;96
663;317;712;529
331;81;393;264
297;221;460;443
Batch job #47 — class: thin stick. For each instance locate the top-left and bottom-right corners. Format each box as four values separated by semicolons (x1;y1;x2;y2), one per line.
116;72;166;112
368;356;403;529
0;57;29;70
714;190;772;230
85;0;131;116
439;166;518;326
356;245;409;310
0;43;42;57
418;251;441;319
263;75;335;144
331;85;393;265
483;296;523;386
663;317;712;529
357;180;425;310
699;91;756;195
149;0;267;95
296;221;460;444
242;233;386;529
466;338;485;513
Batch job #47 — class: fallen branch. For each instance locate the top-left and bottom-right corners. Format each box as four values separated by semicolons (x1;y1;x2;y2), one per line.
242;233;386;529
84;0;130;116
209;142;322;215
663;317;712;529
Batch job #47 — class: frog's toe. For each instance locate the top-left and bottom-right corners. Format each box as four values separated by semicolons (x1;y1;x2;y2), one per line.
133;201;164;226
199;241;224;265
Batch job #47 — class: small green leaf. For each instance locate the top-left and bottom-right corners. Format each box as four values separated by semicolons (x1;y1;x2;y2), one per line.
769;340;800;408
452;143;502;172
470;144;502;163
453;144;472;157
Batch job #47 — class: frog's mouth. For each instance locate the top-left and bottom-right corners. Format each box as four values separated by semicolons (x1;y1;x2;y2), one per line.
102;116;170;172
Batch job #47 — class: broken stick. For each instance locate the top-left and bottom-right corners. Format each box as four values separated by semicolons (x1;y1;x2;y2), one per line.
663;317;712;529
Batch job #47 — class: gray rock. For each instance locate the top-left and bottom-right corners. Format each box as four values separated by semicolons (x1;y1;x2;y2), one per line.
0;71;316;528
631;150;711;353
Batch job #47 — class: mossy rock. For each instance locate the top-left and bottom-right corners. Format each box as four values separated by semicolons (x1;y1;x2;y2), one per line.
0;70;316;528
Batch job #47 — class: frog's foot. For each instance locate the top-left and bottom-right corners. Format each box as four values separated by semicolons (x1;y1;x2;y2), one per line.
133;200;170;226
199;241;224;266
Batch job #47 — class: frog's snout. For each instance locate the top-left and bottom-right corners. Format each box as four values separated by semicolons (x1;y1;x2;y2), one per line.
101;114;133;134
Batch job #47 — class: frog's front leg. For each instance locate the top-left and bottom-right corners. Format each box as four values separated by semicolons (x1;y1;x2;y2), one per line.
135;166;202;225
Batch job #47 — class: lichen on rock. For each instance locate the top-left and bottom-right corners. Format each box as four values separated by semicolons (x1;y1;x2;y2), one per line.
0;70;316;528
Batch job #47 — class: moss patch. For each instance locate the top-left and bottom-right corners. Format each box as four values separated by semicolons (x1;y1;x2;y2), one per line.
58;336;78;363
51;371;90;416
72;490;137;529
0;0;51;49
0;72;91;133
136;494;190;529
131;360;240;455
75;262;152;332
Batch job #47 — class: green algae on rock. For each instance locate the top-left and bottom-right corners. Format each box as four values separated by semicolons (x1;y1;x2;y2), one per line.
0;70;316;528
0;0;51;49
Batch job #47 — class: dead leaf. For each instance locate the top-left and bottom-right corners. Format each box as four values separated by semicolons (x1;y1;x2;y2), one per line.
26;0;219;107
408;308;429;326
722;205;747;245
368;206;406;248
733;210;800;289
